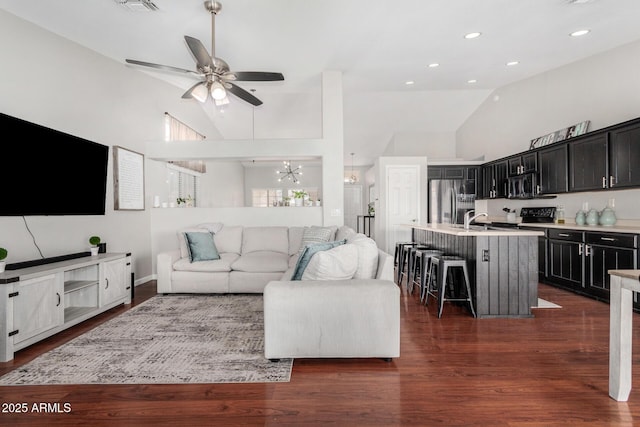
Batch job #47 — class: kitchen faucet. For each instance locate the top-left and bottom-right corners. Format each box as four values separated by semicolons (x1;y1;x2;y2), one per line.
464;210;489;230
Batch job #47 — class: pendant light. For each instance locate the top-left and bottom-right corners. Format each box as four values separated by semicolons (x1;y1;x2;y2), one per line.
347;153;357;184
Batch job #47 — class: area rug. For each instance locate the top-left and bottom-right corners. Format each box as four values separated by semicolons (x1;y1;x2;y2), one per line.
0;294;292;385
533;298;562;309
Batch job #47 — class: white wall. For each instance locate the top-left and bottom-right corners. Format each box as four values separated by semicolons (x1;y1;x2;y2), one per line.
458;38;640;222
0;10;219;282
382;131;457;159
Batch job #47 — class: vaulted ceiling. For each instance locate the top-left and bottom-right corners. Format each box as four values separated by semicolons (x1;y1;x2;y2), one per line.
2;0;640;165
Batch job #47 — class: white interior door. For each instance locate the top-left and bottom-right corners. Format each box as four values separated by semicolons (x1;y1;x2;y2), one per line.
386;165;420;254
344;184;363;232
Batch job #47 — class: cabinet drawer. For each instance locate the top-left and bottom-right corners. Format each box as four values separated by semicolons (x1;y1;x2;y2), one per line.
548;229;583;241
585;232;637;248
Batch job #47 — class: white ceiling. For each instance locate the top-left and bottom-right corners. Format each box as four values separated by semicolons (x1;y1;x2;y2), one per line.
2;0;640;165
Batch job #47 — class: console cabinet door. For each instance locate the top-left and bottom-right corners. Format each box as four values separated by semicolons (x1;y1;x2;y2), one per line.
569;133;608;191
101;259;127;307
608;123;640;188
12;274;64;344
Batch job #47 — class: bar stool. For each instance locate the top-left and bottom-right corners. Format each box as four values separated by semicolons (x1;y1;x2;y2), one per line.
415;249;444;301
426;255;476;318
406;246;434;294
395;242;417;284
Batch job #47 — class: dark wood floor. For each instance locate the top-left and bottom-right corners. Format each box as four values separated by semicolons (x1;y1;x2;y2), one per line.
2;278;640;426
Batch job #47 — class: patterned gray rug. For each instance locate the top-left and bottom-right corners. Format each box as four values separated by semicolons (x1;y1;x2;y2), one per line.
0;294;293;385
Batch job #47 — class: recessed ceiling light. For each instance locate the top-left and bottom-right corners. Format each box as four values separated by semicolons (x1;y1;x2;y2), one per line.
464;32;482;39
570;29;590;37
428;63;440;68
467;79;477;84
405;81;415;85
506;61;519;66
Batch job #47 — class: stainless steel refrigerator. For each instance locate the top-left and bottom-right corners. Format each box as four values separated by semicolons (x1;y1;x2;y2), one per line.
428;179;476;224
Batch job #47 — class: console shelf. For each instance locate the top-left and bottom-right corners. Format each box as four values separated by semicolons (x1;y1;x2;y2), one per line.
0;252;132;361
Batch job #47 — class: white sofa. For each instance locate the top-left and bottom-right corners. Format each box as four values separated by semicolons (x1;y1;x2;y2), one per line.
156;223;400;360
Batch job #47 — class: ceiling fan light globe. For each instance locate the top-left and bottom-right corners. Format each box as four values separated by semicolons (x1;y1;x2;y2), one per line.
211;81;227;100
192;84;209;102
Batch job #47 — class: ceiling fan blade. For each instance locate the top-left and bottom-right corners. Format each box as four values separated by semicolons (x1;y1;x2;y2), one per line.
184;36;214;70
224;71;284;82
226;82;263;106
125;59;201;76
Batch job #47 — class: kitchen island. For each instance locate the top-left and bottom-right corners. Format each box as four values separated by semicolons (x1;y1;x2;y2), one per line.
408;223;545;318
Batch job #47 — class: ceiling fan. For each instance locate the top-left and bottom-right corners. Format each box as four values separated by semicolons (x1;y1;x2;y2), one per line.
125;0;284;106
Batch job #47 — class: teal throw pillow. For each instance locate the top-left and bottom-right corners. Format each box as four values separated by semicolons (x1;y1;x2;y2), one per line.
291;239;346;280
184;231;220;262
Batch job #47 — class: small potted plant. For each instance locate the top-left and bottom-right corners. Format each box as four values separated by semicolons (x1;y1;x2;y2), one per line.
292;190;308;207
0;247;7;273
89;236;101;256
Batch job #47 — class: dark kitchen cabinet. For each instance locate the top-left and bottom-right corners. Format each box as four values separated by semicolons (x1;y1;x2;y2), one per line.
608;122;640;188
508;152;537;176
428;165;478;181
481;160;508;199
542;228;639;308
537;144;568;194
584;232;638;301
569;133;608;192
547;229;584;291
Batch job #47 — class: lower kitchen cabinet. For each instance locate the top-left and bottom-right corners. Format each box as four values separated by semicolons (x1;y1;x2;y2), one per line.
541;228;639;309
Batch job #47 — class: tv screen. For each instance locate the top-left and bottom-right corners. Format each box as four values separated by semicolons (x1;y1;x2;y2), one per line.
0;112;109;216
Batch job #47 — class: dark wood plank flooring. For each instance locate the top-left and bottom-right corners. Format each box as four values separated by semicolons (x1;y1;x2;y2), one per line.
2;279;640;426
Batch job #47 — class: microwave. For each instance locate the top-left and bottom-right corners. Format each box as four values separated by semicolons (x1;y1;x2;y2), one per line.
507;172;538;199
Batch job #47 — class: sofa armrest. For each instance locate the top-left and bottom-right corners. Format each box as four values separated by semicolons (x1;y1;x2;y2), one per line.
264;279;400;359
375;249;394;281
157;250;181;294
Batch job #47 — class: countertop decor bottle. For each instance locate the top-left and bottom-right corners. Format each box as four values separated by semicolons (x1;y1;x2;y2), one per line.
586;208;599;226
575;210;586;226
556;206;565;224
599;198;617;226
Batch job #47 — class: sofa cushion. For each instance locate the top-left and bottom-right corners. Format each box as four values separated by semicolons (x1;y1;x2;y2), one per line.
299;226;334;252
242;226;289;254
291;239;346;280
231;251;289;273
178;227;211;259
288;227;305;255
184;231;220;262
336;225;357;241
173;253;239;272
301;244;358;281
347;233;379;279
214;226;243;254
197;222;224;234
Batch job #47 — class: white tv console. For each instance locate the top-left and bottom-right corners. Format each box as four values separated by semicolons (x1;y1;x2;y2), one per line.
0;252;131;362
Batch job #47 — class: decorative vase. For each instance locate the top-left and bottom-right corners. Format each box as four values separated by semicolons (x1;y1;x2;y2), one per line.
0;261;5;273
585;208;599;226
575;210;586;226
294;198;303;207
599;206;617;226
90;247;99;256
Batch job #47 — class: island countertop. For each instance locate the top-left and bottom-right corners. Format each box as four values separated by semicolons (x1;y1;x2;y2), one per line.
405;223;545;237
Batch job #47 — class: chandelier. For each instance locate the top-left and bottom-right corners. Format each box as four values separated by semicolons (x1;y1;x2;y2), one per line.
276;161;302;184
347;152;357;184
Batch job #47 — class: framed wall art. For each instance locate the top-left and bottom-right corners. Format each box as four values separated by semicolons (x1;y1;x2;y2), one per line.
113;145;145;210
529;120;590;149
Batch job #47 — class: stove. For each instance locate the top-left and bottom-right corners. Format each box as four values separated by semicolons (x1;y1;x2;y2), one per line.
491;207;556;228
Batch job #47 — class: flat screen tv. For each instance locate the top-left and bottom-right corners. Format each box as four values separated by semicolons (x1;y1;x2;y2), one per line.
0;112;109;216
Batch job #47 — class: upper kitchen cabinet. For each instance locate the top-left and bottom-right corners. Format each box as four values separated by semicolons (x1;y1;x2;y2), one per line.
608;122;640;188
508;152;537;176
568;133;608;192
537;144;568;194
481;160;508;199
428;166;478;181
